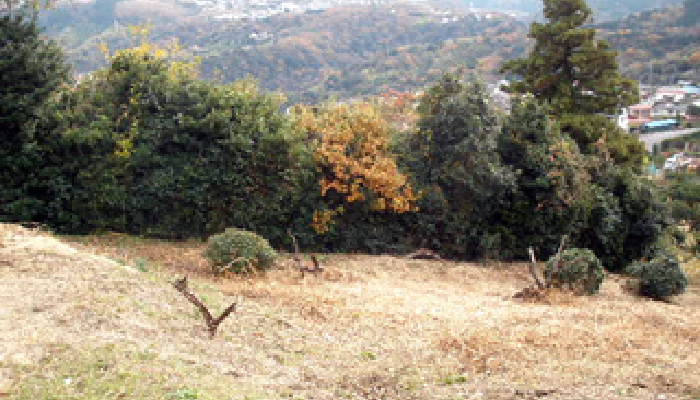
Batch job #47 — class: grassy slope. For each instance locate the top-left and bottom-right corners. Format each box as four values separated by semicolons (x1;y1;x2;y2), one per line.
1;224;699;400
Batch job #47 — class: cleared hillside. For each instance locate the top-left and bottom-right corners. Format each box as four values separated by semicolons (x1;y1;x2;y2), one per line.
1;224;699;399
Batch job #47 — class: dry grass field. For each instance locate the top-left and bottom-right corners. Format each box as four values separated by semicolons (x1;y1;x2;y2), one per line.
1;223;699;400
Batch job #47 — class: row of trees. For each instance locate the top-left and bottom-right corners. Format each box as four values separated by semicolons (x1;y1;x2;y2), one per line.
0;1;673;273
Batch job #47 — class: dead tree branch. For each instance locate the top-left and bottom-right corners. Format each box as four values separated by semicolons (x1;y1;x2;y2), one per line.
288;229;302;265
544;235;568;288
287;230;324;278
173;277;237;338
299;255;323;277
527;247;545;290
406;248;443;260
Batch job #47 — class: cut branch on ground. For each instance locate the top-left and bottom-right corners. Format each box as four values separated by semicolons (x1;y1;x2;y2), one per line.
173;276;237;338
527;247;546;290
528;236;568;290
406;248;443;260
287;230;324;278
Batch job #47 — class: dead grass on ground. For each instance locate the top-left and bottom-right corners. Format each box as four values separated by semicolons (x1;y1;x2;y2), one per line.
0;225;698;400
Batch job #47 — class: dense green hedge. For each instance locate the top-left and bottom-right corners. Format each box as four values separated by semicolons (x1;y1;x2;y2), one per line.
1;20;672;275
0;13;72;226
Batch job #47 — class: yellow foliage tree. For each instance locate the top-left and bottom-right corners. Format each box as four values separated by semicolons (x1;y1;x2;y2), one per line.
295;103;418;234
92;24;201;157
98;23;200;82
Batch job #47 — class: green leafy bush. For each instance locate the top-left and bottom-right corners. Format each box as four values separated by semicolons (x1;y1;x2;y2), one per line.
0;13;72;226
204;228;278;274
45;43;311;243
579;166;670;272
493;99;591;260
625;253;688;300
545;248;605;295
400;74;515;258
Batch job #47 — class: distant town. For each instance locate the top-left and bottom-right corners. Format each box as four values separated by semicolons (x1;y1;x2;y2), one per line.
123;0;519;21
487;80;700;134
628;82;700;132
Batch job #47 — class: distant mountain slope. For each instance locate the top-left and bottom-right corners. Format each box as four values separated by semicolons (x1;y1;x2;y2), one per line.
194;5;526;102
40;0;694;104
595;0;700;85
40;3;528;103
464;0;686;22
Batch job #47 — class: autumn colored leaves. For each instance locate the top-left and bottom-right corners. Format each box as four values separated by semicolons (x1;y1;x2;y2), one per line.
296;103;418;234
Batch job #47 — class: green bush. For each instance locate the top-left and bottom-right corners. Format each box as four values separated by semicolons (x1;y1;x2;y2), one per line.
204;228;278;274
400;74;515;258
579;166;671;272
47;46;311;243
0;13;72;226
625;253;688;300
545;248;605;295
493;99;591;260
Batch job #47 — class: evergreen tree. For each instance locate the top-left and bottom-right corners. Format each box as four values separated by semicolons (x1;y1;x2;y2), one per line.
0;13;69;137
492;98;592;259
500;0;643;168
411;74;514;205
0;13;71;223
402;74;515;257
500;0;639;116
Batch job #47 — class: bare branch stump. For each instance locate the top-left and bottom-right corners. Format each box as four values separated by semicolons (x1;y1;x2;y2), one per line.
173;277;237;338
288;230;324;278
406;248;443;260
527;247;546;290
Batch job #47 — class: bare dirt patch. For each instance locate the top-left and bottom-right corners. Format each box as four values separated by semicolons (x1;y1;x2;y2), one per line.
2;225;699;400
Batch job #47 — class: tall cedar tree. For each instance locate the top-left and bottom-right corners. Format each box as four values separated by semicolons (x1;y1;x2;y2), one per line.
500;0;639;116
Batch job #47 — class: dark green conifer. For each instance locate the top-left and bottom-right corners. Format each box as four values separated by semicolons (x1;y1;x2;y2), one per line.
500;0;643;168
500;0;639;116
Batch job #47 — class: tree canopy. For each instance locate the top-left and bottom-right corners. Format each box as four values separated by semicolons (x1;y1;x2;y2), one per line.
500;0;645;169
0;13;71;224
500;0;639;116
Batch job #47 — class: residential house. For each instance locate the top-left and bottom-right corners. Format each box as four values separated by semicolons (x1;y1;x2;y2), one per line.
655;86;687;103
651;103;688;119
638;84;656;102
663;152;691;170
490;80;512;113
629;103;653;120
654;85;700;103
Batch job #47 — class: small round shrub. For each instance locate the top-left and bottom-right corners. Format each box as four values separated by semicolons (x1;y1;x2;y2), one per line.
545;248;605;295
204;228;278;274
625;253;688;300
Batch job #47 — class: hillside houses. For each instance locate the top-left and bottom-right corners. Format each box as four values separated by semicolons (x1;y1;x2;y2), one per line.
628;82;700;131
200;0;458;21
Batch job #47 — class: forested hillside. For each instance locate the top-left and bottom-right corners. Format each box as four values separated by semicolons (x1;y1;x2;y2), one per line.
40;2;527;103
194;6;526;103
461;0;684;21
595;0;700;85
39;0;698;102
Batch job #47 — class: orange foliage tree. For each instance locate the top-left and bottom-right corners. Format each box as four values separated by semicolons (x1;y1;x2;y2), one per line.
295;103;418;234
